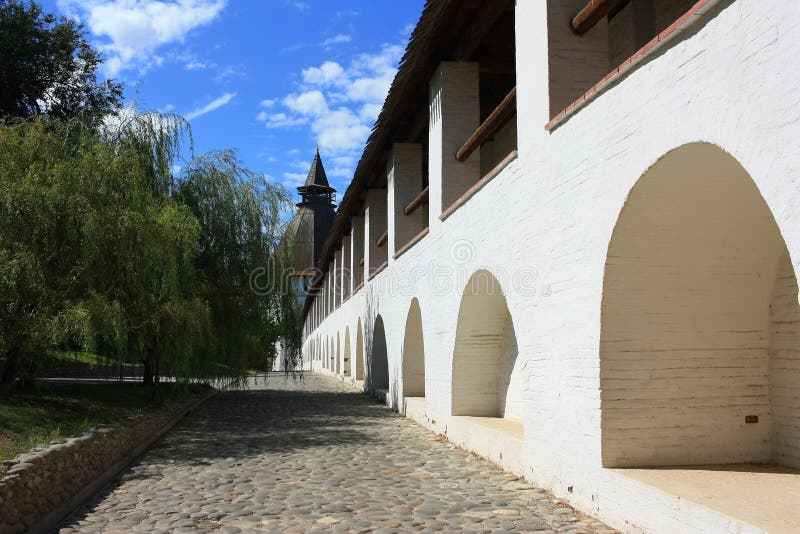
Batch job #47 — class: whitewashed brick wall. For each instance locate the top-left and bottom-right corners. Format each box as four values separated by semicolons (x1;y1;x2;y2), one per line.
303;1;800;531
770;251;800;468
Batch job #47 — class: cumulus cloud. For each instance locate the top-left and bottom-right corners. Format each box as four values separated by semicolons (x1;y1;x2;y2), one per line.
283;91;328;116
301;61;345;86
185;92;235;120
259;42;404;183
58;0;226;76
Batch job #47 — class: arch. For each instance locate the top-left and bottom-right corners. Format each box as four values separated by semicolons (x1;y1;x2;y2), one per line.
451;270;522;420
330;337;335;373
402;298;426;397
335;332;341;375
344;326;352;377
368;315;389;391
356;319;365;380
600;142;800;468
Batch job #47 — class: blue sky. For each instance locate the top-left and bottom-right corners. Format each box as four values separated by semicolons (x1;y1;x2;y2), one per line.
42;0;425;200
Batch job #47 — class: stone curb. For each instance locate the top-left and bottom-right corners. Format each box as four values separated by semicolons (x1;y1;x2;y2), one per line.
0;388;216;534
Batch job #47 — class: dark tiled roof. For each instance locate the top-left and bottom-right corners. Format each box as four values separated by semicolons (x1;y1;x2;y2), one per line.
301;148;334;191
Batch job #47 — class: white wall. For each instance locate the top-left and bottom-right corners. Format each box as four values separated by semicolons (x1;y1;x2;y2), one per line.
303;1;800;531
600;142;783;468
770;250;800;469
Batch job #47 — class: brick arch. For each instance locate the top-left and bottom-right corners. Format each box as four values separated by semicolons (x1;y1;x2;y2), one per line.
451;269;522;421
368;315;389;392
601;142;800;468
355;319;365;380
335;332;341;375
344;326;352;377
402;298;425;398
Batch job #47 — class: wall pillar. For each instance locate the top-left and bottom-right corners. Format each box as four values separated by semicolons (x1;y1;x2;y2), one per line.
388;143;425;254
351;216;365;289
429;61;480;218
327;266;334;315
334;248;343;308
365;188;388;277
341;238;351;300
546;1;609;118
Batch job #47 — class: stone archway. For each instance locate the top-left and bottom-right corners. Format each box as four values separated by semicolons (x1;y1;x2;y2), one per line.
356;319;365;380
600;142;800;468
451;270;522;421
369;315;389;392
344;326;352;377
335;332;341;375
402;298;425;398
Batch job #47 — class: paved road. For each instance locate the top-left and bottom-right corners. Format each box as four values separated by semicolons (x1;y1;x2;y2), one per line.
60;374;612;533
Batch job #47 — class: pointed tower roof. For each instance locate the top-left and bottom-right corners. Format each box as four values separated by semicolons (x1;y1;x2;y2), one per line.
300;147;335;192
289;146;337;274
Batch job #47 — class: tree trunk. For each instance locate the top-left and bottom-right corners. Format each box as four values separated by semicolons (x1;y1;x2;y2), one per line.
142;349;154;386
0;344;22;398
152;354;160;401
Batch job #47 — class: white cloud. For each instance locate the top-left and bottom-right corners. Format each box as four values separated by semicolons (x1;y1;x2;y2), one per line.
283;91;328;116
185;60;209;70
213;63;246;82
282;172;307;188
258;42;404;183
322;34;351;46
286;1;307;10
185;92;235;120
302;61;345;86
260;112;308;128
259;99;276;108
58;0;227;76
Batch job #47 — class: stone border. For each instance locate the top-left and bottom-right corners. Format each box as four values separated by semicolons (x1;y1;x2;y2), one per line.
0;388;215;534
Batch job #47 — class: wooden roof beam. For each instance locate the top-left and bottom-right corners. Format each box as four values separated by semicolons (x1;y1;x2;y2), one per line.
571;0;630;35
455;0;515;61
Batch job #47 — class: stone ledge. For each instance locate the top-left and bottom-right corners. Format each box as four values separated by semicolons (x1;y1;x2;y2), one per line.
0;387;215;534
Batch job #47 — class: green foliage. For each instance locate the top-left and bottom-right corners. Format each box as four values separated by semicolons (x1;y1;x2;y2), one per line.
177;150;294;377
0;0;122;127
0;115;299;395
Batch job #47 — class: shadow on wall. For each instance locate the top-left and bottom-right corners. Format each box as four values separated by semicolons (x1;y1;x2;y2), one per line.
392;298;426;411
355;319;365;381
451;269;523;420
363;294;390;396
344;326;352;377
600;142;800;469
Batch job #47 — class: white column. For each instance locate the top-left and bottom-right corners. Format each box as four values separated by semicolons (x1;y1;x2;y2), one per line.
334;248;342;308
351;216;365;289
365;188;388;277
429;61;480;219
388;143;425;256
342;236;351;299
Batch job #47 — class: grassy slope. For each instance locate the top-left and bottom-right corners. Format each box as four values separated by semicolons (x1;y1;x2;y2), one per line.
0;382;208;462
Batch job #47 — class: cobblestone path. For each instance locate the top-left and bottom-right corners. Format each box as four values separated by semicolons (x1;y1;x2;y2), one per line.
60;374;612;533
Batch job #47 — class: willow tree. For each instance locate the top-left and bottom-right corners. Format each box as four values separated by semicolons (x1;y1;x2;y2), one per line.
177;150;294;377
0;114;297;396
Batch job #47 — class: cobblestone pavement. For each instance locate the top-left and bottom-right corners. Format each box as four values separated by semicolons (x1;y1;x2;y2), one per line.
60;374;613;533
